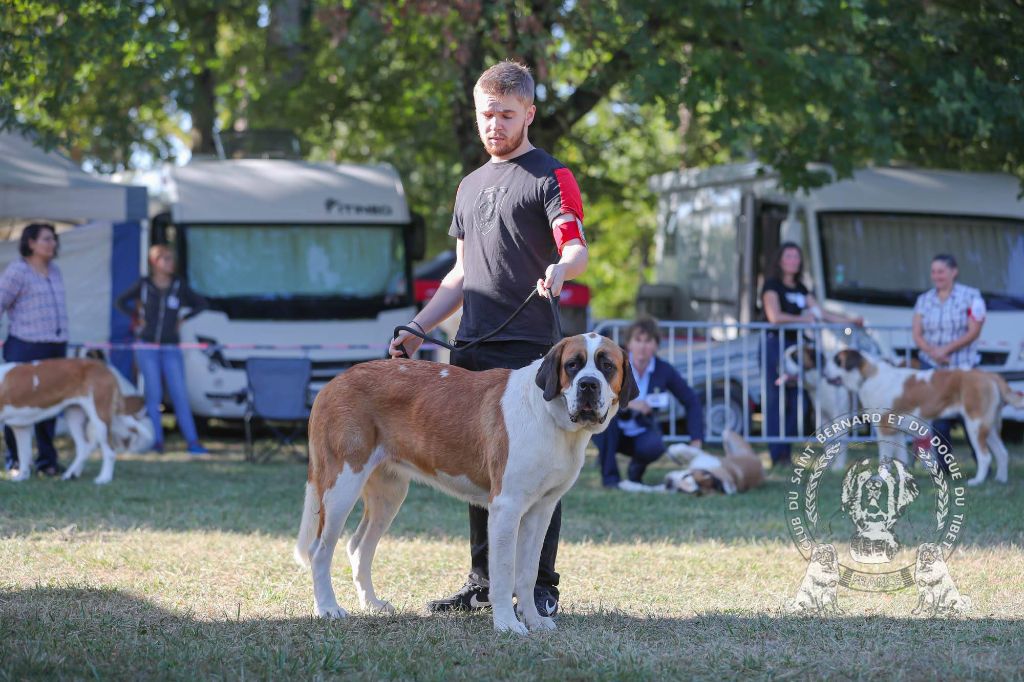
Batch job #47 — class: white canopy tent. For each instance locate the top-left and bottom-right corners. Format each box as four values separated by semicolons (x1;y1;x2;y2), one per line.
0;132;147;222
0;131;147;375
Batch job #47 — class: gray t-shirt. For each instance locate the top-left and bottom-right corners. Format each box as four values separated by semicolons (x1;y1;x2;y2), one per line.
448;148;583;344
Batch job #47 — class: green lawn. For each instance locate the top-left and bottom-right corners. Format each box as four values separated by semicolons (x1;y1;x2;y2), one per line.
2;432;1023;680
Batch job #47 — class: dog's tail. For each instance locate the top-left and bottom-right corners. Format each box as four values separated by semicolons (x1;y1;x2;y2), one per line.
722;429;756;459
996;375;1024;409
294;469;320;568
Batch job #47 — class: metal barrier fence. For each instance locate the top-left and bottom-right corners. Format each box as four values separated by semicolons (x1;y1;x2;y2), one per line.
595;320;918;445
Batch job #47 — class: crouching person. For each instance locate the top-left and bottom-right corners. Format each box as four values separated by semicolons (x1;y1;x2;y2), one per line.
594;317;704;488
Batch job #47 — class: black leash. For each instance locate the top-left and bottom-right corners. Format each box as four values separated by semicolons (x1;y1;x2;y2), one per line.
389;288;562;359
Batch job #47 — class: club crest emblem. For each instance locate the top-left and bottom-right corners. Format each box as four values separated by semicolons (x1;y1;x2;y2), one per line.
784;410;971;615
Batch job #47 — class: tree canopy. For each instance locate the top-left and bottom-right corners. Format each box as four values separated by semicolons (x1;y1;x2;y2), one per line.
3;1;1023;316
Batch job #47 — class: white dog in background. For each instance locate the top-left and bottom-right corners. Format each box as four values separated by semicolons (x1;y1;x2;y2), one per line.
781;344;852;469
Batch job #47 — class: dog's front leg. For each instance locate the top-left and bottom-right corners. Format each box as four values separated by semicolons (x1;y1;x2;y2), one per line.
487;497;527;635
514;497;559;632
11;427;33;481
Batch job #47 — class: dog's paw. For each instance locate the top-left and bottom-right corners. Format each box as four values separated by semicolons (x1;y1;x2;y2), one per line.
62;469;81;481
524;614;557;632
315;604;349;620
9;470;30;482
364;599;395;615
493;615;529;636
966;477;984;487
93;474;112;485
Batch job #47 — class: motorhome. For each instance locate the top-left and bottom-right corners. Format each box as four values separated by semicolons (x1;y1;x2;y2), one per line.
642;162;1024;421
157;159;424;419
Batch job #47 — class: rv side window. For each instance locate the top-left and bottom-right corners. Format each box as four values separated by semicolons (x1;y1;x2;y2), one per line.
185;224;406;299
819;212;1024;310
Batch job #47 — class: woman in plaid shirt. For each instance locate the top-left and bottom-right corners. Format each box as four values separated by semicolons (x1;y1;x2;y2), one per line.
0;223;69;477
913;253;986;463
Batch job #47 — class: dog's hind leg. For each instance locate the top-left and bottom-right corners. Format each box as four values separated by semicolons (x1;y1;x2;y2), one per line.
10;426;34;481
61;407;92;480
513;495;560;632
311;460;370;619
81;400;116;485
987;429;1010;484
964;419;991;486
347;465;409;613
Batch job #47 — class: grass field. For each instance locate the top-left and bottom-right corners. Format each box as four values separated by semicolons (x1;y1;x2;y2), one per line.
2;430;1023;680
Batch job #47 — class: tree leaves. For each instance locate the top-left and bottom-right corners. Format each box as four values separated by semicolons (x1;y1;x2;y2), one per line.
3;1;1023;316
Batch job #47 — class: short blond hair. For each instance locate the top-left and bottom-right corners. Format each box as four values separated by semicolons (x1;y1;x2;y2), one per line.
474;60;534;106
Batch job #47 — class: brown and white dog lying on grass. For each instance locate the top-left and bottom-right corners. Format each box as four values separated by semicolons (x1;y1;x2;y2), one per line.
616;430;766;495
664;429;766;494
1;358;152;484
825;349;1024;486
295;333;637;635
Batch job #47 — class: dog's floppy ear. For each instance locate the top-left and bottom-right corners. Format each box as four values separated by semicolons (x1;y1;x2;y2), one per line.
836;349;864;372
535;340;566;402
124;395;146;416
617;347;639;405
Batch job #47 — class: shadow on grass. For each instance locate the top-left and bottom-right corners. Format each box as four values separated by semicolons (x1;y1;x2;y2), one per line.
2;586;1022;680
2;452;1022;549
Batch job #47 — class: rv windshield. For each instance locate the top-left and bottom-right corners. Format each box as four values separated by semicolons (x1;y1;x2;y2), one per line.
183;224;409;318
819;213;1024;310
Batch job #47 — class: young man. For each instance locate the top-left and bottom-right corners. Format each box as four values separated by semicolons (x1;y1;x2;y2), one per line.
593;317;704;488
389;60;588;617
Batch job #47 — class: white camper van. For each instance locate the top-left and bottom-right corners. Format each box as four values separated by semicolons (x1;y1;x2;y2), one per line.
643;162;1024;421
158;159;424;419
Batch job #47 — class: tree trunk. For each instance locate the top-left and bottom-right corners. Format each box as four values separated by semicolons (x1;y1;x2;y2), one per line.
189;7;219;156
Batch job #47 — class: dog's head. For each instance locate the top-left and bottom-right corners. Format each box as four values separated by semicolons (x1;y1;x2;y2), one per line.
824;349;876;392
534;333;638;432
915;542;944;571
810;543;839;570
112;395;154;453
782;344;827;381
663;468;733;495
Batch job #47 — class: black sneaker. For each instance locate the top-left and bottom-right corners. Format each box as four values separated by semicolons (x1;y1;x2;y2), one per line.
534;584;559;617
37;463;66;478
426;574;490;613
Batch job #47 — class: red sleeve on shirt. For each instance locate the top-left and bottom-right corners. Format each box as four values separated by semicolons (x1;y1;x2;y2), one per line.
552;168;586;254
553;168;584;223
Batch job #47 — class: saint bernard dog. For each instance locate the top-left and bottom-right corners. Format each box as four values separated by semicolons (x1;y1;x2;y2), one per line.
825;349;1024;486
1;358;153;484
662;429;766;495
781;344;852;468
295;333;637;634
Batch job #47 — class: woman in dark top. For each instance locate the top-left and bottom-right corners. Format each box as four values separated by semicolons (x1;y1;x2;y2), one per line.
761;242;861;465
115;244;209;455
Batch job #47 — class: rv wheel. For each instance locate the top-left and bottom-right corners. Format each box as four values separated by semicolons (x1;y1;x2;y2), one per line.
701;391;746;439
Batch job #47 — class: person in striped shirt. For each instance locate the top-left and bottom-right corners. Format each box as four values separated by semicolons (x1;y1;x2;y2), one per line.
913;253;987;464
0;223;70;477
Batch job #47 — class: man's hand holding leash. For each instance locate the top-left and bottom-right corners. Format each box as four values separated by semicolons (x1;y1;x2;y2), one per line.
538;236;588;299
